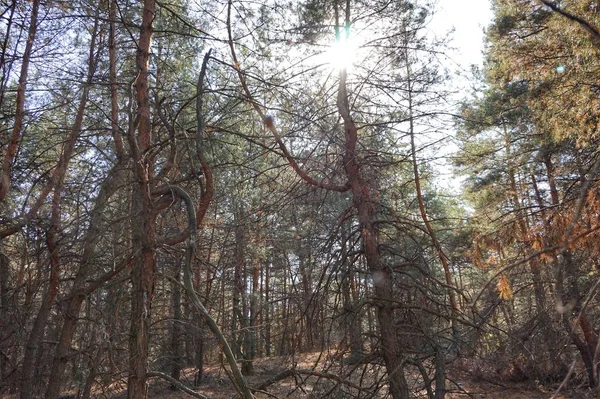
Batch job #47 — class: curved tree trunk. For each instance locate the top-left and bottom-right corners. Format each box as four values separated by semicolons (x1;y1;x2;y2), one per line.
338;64;409;398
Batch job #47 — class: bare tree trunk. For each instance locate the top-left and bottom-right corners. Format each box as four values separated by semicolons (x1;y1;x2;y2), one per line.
341;227;363;363
126;1;156;397
193;324;204;386
298;242;314;351
265;257;271;357
280;263;290;356
20;268;57;398
170;265;182;389
337;55;410;397
0;253;9;388
81;335;103;399
258;258;265;358
0;0;39;203
249;258;260;368
232;220;243;358
128;187;157;399
232;216;255;375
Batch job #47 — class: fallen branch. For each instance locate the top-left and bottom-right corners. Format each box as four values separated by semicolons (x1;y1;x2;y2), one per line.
253;368;368;393
147;371;208;399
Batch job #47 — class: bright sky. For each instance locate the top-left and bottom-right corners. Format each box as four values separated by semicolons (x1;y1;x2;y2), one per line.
431;0;494;71
428;0;494;193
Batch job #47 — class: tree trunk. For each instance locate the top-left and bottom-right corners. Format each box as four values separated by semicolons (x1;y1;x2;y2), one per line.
0;0;39;203
0;253;8;388
338;60;410;397
249;257;260;367
265;258;271;357
341;227;363;363
280;264;290;356
44;163;127;399
194;324;204;386
127;185;157;398
126;1;156;397
170;265;182;389
20;274;56;398
232;217;254;375
298;242;315;352
23;185;71;397
81;335;103;399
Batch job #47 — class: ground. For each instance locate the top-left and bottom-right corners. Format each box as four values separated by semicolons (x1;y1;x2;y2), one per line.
104;353;595;398
2;353;594;398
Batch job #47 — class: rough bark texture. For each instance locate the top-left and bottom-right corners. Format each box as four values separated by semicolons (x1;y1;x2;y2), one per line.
337;68;410;398
0;0;39;203
127;1;156;397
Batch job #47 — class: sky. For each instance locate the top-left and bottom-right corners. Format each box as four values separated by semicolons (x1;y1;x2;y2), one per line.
427;0;494;192
431;0;494;71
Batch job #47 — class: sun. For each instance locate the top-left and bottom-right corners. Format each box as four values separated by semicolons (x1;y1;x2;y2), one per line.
322;34;360;71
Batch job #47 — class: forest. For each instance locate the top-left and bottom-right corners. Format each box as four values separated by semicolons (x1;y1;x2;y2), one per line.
1;0;600;398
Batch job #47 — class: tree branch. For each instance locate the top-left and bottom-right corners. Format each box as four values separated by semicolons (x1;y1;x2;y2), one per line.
226;0;350;193
157;184;254;399
147;371;208;399
539;0;600;41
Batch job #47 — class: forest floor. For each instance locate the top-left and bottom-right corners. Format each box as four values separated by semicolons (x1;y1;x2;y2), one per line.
4;353;594;398
95;353;594;399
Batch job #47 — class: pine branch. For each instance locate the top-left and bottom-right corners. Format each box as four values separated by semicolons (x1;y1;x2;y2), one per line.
540;0;600;41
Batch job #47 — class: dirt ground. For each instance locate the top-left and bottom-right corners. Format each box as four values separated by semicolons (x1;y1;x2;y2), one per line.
2;353;594;398
107;354;594;399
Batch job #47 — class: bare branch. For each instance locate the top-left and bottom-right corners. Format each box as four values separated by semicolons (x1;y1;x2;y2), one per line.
146;371;208;399
158;184;254;399
226;0;350;193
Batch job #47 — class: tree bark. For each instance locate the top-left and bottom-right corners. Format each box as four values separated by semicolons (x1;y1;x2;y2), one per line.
170;265;182;389
0;0;39;203
249;256;260;372
0;253;8;388
337;54;409;396
44;164;128;399
24;7;103;395
126;1;156;397
128;185;157;399
265;256;271;357
341;226;363;362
